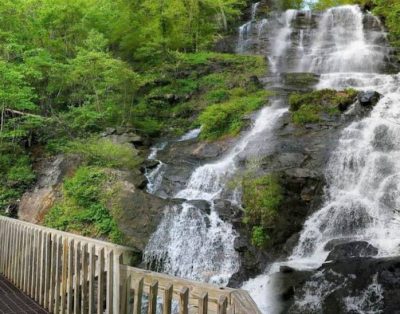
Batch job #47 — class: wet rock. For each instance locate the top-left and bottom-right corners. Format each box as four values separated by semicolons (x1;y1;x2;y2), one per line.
325;241;378;261
283;256;400;313
141;159;160;172
213;199;242;222
283;233;301;254
281;72;320;92
187;200;211;215
106;132;143;147
280;265;296;273
190;140;233;160
214;35;237;53
285;168;319;179
104;169;168;252
249;75;264;89
358;90;381;107
234;237;248;253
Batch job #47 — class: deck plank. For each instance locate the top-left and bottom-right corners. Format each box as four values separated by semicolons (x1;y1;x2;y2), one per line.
0;275;48;314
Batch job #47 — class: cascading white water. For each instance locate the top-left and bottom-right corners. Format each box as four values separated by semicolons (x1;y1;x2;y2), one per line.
243;5;400;313
144;202;239;285
145;142;167;194
177;127;202;142
176;104;288;201
237;2;262;53
298;5;387;73
145;4;398;312
144;103;288;285
269;10;298;71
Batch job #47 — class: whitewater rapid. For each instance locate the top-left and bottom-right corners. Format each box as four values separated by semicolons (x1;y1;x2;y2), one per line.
242;5;400;313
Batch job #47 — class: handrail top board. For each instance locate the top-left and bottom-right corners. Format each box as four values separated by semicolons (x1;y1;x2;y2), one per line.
0;215;135;254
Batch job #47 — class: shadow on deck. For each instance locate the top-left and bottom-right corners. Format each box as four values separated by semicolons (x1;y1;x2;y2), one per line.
0;275;48;314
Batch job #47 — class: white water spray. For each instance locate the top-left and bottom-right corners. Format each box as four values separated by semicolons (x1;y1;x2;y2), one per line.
244;5;399;313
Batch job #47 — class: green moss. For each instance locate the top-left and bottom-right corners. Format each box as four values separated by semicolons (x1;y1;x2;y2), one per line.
198;90;270;140
44;166;123;244
289;89;357;125
251;226;270;248
242;174;283;228
292;104;321;124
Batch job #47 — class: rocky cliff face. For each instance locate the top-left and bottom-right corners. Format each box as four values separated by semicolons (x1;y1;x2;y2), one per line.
17;131;170;262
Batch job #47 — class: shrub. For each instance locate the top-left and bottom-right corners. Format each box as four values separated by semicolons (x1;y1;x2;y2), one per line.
292;104;321;124
242;174;283;228
0;144;35;213
44;166;123;243
63;138;142;171
289;89;357;125
198;90;269;140
251;226;270;248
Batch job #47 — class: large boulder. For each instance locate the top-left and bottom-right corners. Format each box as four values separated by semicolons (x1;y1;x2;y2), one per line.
357;90;381;107
282;256;400;313
103;169;168;252
18;154;166;259
18;154;83;223
325;240;378;261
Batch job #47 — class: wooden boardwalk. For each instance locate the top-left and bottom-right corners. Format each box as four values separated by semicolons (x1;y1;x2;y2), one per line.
0;275;48;314
0;216;261;314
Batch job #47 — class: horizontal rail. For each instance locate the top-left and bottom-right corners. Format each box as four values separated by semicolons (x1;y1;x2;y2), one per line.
0;216;261;313
119;266;262;314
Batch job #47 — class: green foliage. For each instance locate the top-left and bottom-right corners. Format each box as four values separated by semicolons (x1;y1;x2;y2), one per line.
242;174;283;228
281;0;305;9
311;0;371;10
289;89;357;125
44;166;123;243
373;0;400;51
0;1;267;213
136;52;268;138
0;143;35;213
251;226;270;248
198;90;269;140
62;138;142;171
292;104;321;124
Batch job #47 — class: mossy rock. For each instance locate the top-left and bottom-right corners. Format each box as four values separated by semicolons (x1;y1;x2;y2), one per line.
289;89;357;125
281;72;320;91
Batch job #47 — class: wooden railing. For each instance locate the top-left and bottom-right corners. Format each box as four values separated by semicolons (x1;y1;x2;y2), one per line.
0;216;261;314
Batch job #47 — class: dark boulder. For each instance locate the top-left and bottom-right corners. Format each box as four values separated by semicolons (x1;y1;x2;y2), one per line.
187;199;211;215
325;241;378;261
213;199;242;222
282;256;400;313
357;90;381;107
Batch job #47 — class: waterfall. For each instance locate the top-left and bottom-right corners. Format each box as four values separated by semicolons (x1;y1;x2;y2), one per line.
144;3;399;312
177;127;202;142
144;102;288;285
242;5;399;313
237;2;260;53
298;5;387;73
176;104;287;201
144;4;291;285
145;142;167;194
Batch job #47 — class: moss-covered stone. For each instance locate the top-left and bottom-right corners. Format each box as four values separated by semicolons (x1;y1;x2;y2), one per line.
289;88;357;125
281;72;320;91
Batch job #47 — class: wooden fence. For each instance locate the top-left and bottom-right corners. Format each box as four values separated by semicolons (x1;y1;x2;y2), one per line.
0;216;261;314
